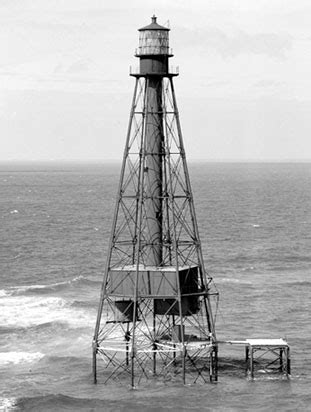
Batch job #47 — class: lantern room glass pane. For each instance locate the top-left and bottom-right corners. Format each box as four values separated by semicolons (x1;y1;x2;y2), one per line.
138;30;169;55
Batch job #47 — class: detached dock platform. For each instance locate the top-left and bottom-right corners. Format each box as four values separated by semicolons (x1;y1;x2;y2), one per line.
222;338;291;379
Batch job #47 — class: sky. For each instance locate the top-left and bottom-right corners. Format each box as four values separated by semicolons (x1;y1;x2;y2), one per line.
1;0;311;161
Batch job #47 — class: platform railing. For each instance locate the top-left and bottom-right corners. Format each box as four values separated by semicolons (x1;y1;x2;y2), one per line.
129;66;179;76
135;46;173;56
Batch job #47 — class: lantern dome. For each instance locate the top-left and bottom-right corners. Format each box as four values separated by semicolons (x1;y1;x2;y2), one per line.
138;15;169;32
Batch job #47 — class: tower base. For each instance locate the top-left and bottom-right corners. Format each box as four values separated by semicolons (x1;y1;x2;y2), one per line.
94;338;218;385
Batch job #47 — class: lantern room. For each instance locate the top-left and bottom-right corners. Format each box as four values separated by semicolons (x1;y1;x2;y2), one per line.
135;16;173;76
137;15;170;56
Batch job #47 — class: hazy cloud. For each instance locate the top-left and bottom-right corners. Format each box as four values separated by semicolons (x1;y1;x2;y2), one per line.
254;79;286;88
177;27;292;59
0;0;310;161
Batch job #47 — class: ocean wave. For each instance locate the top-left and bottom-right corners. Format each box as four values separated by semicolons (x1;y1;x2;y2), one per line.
286;280;311;287
0;296;95;329
0;275;101;297
72;299;98;309
0;351;44;365
217;277;252;285
0;397;17;411
0;321;70;335
14;394;108;412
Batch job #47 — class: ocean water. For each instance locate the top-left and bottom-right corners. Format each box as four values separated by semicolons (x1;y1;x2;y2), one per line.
0;161;310;411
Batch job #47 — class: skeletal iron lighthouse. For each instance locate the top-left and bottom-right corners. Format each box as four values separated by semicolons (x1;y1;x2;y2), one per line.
93;16;218;386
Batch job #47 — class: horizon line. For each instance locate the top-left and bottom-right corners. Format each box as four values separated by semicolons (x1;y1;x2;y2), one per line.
0;158;310;164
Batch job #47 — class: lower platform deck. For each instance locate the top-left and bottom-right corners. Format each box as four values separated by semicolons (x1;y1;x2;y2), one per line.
220;338;291;379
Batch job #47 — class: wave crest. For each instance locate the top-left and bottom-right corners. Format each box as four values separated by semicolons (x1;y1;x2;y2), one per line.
0;296;94;329
0;351;44;365
0;275;100;297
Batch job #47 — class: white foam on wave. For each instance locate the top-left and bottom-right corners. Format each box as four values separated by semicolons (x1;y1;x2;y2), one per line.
1;275;86;297
0;397;17;411
11;284;50;293
0;295;94;329
0;351;44;365
218;277;252;285
218;278;241;283
10;209;19;214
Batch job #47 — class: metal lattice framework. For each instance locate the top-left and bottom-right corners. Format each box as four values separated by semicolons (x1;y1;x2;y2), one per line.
93;74;218;387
